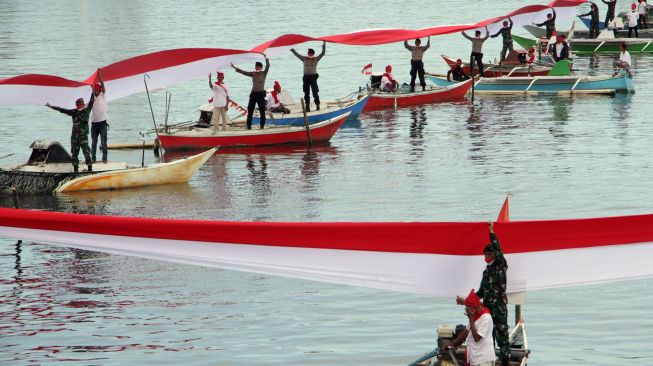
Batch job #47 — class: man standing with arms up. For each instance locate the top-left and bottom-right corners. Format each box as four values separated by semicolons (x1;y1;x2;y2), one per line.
208;71;230;132
602;0;618;26
46;93;95;173
462;27;489;77
404;37;430;92
535;8;557;39
290;41;326;112
90;68;108;164
490;18;514;63
232;57;270;129
579;3;601;39
457;222;510;366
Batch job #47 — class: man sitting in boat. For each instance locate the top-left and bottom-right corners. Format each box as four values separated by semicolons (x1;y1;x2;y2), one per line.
548;34;570;62
45;94;95;173
380;65;399;93
534;8;557;39
615;42;633;76
446;290;496;366
446;59;470;82
266;81;291;114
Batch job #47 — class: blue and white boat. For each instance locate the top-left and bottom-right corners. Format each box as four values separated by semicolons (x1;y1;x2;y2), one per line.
426;73;634;95
248;92;369;126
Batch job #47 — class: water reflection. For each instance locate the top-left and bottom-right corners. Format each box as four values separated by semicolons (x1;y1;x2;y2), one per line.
466;103;488;165
408;107;428;168
550;96;573;123
245;155;272;211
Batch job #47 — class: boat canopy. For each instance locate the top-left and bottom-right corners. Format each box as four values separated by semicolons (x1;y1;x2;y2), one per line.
27;140;72;164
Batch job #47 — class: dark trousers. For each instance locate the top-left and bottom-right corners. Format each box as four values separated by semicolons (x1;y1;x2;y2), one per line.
639;14;648;29
629;25;639;38
91;121;108;162
302;74;320;110
500;41;514;61
488;302;510;363
471;52;484;76
605;10;615;25
409;60;426;89
71;133;92;172
589;23;599;39
247;91;266;129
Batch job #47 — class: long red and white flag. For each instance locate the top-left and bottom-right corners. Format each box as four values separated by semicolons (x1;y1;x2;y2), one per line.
0;49;263;108
1;207;652;299
251;0;586;55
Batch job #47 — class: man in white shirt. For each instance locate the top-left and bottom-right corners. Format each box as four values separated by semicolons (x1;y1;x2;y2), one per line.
266;81;290;114
90;68;108;163
639;0;649;29
448;289;497;366
208;71;230;132
615;42;633;76
380;65;399;93
628;3;640;37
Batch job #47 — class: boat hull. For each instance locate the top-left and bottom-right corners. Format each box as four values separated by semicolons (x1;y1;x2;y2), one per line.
55;148;216;192
426;74;634;94
158;112;349;152
513;33;653;54
362;79;472;110
440;54;551;77
250;94;368;126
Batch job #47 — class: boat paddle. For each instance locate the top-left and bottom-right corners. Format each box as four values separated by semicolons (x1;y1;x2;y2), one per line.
0;153;15;160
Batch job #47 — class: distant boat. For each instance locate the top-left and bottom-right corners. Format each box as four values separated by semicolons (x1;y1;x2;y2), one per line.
513;33;653;54
157;111;350;152
0;140;214;195
427;72;634;95
437;53;552;77
361;79;472;111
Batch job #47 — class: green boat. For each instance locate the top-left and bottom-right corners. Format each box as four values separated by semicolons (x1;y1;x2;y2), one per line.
513;34;653;54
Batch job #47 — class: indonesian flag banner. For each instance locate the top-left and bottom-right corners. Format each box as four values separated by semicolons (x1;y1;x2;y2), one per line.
251;0;587;55
1;207;652;299
361;63;373;75
0;74;92;109
0;49;263;108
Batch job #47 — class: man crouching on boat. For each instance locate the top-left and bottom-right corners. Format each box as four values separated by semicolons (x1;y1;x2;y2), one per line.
457;221;510;366
445;290;496;366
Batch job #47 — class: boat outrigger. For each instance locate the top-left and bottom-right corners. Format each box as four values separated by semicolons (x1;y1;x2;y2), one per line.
0;140;215;195
436;52;552;78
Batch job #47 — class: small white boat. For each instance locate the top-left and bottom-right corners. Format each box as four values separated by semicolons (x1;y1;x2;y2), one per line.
0;140;215;194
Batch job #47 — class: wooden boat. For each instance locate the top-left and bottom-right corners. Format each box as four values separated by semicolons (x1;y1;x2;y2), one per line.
439;54;552;77
361;79;472;111
56;148;215;192
409;319;529;366
247;92;369;126
156;111;350;152
427;71;634;95
513;33;653;54
0;140;215;195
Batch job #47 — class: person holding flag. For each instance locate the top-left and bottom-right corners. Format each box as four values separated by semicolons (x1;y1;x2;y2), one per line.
462;27;489;77
456;221;510;366
490;18;514;63
534;8;557;39
578;2;600;39
290;41;326;112
232;57;270;129
208;71;230;132
403;37;430;92
602;0;618;27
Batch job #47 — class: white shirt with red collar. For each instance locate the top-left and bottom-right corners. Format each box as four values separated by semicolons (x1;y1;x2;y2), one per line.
211;82;229;108
266;90;282;109
466;309;496;365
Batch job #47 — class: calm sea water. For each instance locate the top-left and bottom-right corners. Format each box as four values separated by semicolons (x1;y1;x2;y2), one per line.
1;0;653;364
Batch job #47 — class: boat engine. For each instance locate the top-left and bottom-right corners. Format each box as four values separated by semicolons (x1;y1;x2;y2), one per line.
436;325;454;349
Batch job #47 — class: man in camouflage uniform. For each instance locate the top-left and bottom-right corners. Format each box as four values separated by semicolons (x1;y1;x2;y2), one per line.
535;8;557;39
579;3;600;39
46;93;95;173
458;222;510;366
490;18;514;62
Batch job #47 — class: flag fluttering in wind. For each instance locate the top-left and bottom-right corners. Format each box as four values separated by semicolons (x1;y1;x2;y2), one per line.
497;194;511;222
361;63;373;75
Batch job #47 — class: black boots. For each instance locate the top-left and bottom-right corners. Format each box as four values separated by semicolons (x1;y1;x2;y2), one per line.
501;357;510;366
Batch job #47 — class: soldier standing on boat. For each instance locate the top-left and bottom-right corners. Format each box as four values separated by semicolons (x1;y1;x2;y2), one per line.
46;93;95;173
579;3;601;39
457;222;510;366
232;57;270;129
534;8;557;39
404;37;430;92
490;18;514;63
90;68;108;163
602;0;617;26
290;41;326;112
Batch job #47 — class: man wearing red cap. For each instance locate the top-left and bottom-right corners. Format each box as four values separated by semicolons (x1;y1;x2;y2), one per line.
266;81;290;114
380;65;399;92
447;289;496;366
90;68;108;163
208;71;230;132
628;2;640;37
290;41;326;112
457;222;509;366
